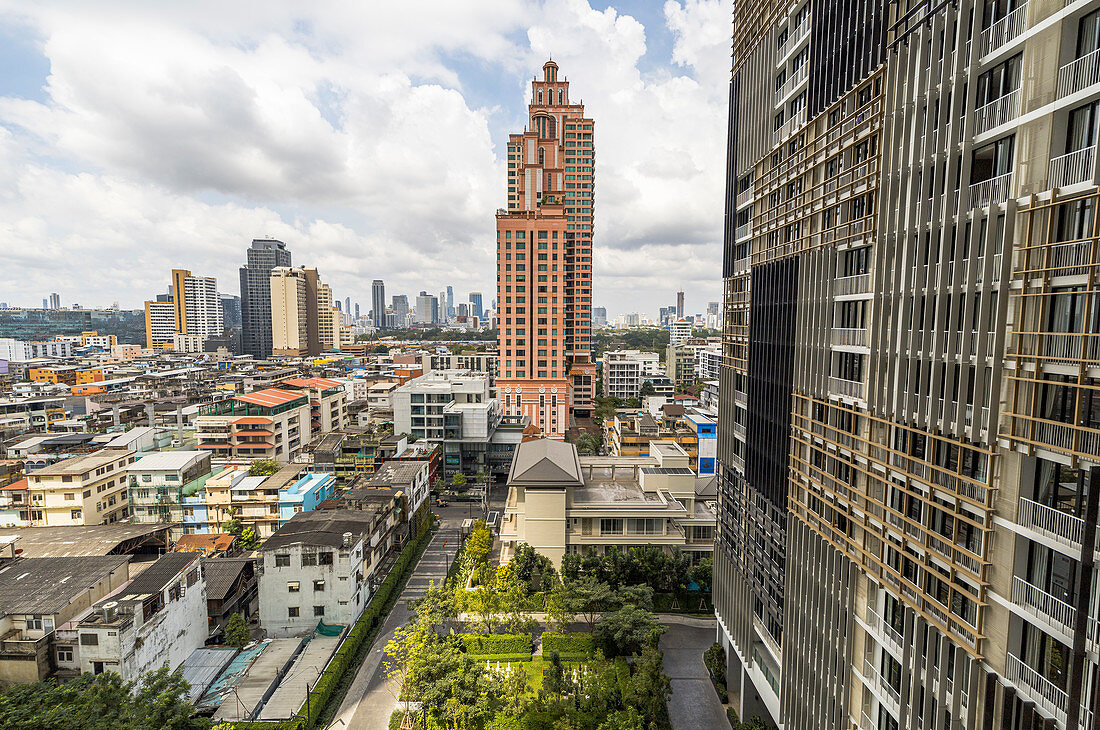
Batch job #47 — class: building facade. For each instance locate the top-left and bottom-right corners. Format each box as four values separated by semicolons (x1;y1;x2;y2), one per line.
601;349;663;400
195;388;312;461
715;2;1100;729
496;60;596;437
371;280;386;329
240;238;292;358
25;448;135;526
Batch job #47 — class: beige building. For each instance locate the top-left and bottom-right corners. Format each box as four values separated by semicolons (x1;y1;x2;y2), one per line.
500;438;714;567
270;266;311;357
195;387;312;460
26;448;136;526
317;282;339;351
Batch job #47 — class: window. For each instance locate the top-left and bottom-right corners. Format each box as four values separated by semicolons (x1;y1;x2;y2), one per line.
288;581;301;593
318;552;333;565
80;633;98;646
274;554;291;567
64;493;75;501
288;607;300;618
57;646;74;663
314;605;325;617
314;580;326;592
71;509;82;520
600;518;624;535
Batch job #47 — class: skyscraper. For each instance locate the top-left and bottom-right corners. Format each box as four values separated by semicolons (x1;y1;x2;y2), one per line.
469;291;484;320
48;293;60;310
345;297;351;316
716;2;1100;729
220;294;242;330
372;280;386;329
675;290;684;319
392;295;409;325
496;60;595;436
240;238;291;358
415;292;436;324
354;302;360;320
269;266;327;357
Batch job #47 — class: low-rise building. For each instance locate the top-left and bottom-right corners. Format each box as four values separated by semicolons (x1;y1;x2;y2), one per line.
126;451;212;532
201;556;258;639
76;552;207;681
26;449;135;526
500;439;716;567
195;388;312;460
280;377;348;435
605;411;699;470
693;343;721;382
601;350;662;400
359;460;429;531
27;365;104;386
258;507;401;637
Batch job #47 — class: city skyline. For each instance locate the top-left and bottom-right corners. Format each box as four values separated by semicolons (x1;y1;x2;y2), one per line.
0;1;730;314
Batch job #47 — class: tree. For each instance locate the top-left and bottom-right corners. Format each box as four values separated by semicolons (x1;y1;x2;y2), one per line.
576;431;601;455
511;543;556;593
385;622;433;713
623;646;673;729
689;558;713;593
225;613;250;648
639;380;656;398
573;576;614;630
248;459;280;477
222;517;243;536
237;526;258;550
469;583;502;635
452;472;468;488
598;709;646;730
594;605;664;658
737;717;772;730
547;579;585;631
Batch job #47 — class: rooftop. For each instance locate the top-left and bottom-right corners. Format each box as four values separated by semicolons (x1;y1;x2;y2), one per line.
573;479;660;504
235;388;307;408
126;450;209;472
508;438;582;485
0;556;130;615
281;377;343;390
262;509;380;551
174;533;236;554
31;448;130;476
200;557;255;602
0;523;171;558
367;461;428;486
114;552;199;601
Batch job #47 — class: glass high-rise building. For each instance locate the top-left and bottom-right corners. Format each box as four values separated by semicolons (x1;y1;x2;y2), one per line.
470;291;484;321
239;238;291;358
372;279;386;329
715;2;1100;729
496;60;596;436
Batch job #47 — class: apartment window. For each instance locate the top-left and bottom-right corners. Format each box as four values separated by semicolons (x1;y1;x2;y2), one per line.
288;607;300;618
71;509;81;520
57;647;74;663
314;580;325;592
274;554;291;567
626;518;663;535
64;493;75;501
288;581;300;593
79;633;98;646
970;135;1014;184
975;54;1021;107
600;518;624;535
318;552;333;565
313;605;325;617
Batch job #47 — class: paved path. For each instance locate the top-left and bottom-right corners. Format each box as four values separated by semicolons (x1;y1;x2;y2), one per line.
328;508;464;730
259;635;341;719
659;619;727;730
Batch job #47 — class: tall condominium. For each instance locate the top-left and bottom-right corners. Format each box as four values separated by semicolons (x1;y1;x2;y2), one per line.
715;2;1100;730
676;290;685;319
470;291;484;320
446;285;455;320
270;266;330;357
240;238;291;358
372;279;386;329
496;60;596;437
392;294;410;324
171;269;223;339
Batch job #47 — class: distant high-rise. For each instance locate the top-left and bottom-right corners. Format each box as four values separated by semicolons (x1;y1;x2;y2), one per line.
592;307;607;328
392;295;409;324
41;298;47;310
371;280;386;329
270;266;325;357
240;238;291;358
675;290;684;319
48;293;60;310
496;60;595;436
345;297;351;315
446;286;454;319
415;292;437;324
469;292;484;320
220;294;242;330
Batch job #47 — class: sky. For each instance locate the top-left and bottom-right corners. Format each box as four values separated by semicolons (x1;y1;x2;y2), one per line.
0;0;731;319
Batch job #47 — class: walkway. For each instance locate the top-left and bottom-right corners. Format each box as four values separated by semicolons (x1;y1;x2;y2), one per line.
328;508;463;730
659;618;728;730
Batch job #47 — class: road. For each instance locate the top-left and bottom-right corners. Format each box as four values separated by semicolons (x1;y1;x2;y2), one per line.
327;504;468;730
659;617;728;730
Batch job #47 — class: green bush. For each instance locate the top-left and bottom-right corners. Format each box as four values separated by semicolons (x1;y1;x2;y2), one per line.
458;633;532;656
541;632;594;656
388;710;404;730
464;652;533;663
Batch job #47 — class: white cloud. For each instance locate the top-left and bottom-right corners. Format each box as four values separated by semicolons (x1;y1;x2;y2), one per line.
0;0;731;316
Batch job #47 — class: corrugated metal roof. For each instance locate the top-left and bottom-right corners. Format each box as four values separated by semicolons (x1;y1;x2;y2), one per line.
0;556;130;615
180;647;240;703
126;450;208;472
234;388;306;408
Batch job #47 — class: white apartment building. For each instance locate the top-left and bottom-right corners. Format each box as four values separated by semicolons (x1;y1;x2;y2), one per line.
669;318;693;346
258;507;400;637
173;333;204;353
693;343;721;382
600;349;662;400
26;448;135;526
0;339;74;362
182;275;223;339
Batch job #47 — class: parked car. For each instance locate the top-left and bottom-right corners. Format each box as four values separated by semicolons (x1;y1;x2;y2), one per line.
436;498;449;508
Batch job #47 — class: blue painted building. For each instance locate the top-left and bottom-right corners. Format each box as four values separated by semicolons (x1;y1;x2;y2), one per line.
684;412;717;476
278;473;337;523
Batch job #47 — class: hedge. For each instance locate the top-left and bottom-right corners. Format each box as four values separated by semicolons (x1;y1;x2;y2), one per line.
216;519;437;730
465;652;533;663
458;633;532;656
541;632;594;656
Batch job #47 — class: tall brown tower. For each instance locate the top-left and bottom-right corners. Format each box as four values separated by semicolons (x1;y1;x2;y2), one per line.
496;60;595;437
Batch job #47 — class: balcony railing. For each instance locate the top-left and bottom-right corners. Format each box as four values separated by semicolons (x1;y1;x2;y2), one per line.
1012;576;1077;635
777;16;811;60
773;108;807;146
969;171;1013;209
973;90;1019;135
775;64;808;102
1005;652;1067;721
831;327;869;348
833;273;872;297
735;223;751;240
829;376;865;400
979;3;1027;57
1058;47;1100;99
736;188;753;208
866;606;903;652
863;659;901;707
1017;496;1084;547
1049;146;1096;189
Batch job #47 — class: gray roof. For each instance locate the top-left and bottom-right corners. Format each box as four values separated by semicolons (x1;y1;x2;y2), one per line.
508;438;582;485
0;556;130;615
0;524;171;558
366;461;427;486
116;552;199;600
201;557;255;602
262;509;379;551
695;476;717;498
180;647;239;703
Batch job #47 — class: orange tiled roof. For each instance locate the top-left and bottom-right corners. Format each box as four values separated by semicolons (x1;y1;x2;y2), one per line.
173;533;235;553
234;416;274;425
235;388;306;408
0;478;27;491
282;377;344;389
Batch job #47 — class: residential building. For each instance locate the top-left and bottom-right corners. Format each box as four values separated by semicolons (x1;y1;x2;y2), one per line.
270;266;313;357
420;351;499;384
76;553;206;681
715;2;1100;729
240;238;292;358
669;317;692;346
371;280;385;329
393;370;502;476
278;473;336;524
665;344;696;387
0;338;73;362
0;555;131;683
27;365;103;386
469;292;484;321
391;295;409;323
360;460;429;530
144;300;176;350
126;451;212;535
693;343;721;382
317;282;338;351
201;557;258;638
175;270;224;340
601;350;662;400
280;377;349;435
499;439;715;567
173;333;203;354
496;60;596;436
592;306;607;328
306;429;383;482
188;463;313;538
604;411;700;470
26;448;135;526
195;388;311;460
258;507;401;638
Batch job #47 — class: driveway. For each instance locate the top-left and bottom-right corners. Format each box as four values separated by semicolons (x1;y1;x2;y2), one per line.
659;618;728;730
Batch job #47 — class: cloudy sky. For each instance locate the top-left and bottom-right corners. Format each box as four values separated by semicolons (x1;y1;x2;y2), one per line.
0;0;731;318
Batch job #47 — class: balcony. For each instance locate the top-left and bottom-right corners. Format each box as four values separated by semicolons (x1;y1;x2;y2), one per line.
1012;576;1076;637
1017;496;1083;548
863;658;900;708
973;90;1019;135
978;3;1027;58
833;273;872;297
736;187;753;209
1049;146;1096;189
1005;652;1068;722
831;327;869;348
735;223;751;241
969;171;1013;209
772;108;807;147
829;376;865;401
777;16;811;60
775;64;808;103
865;606;903;655
1058;47;1100;99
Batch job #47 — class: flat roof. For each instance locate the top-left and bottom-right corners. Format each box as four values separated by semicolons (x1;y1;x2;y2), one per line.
32;448;130;476
367;461;427;486
282;377;343;389
0;555;131;615
573;479;661;504
0;524;171;558
263;509;380;551
126;450;209;472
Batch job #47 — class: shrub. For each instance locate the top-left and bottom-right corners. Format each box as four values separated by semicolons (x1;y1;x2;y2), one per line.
464;652;533;663
541;632;595;656
458;633;532;656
